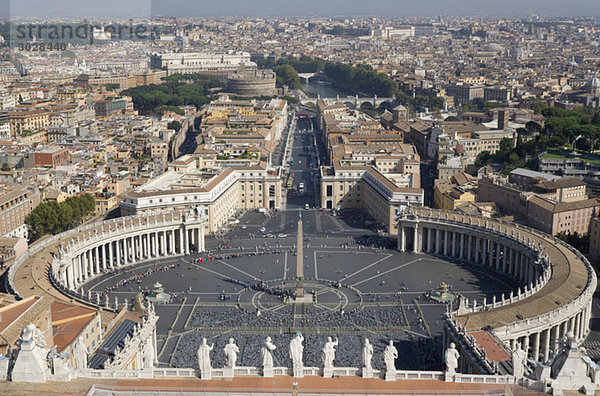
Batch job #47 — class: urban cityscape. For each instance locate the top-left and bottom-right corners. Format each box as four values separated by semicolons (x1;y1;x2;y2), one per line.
0;1;599;394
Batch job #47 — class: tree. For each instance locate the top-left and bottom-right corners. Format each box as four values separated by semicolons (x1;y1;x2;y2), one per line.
282;95;299;104
25;194;96;242
273;65;300;89
168;121;182;132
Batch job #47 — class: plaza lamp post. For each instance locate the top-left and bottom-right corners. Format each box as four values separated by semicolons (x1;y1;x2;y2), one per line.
335;268;342;287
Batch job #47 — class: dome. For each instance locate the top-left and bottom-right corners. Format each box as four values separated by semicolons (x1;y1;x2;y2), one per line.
484;43;504;52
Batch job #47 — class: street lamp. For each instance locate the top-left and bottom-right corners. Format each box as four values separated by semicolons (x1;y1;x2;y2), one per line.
335;268;342;286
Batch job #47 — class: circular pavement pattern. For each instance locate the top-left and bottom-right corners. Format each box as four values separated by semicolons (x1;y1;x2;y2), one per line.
84;211;518;372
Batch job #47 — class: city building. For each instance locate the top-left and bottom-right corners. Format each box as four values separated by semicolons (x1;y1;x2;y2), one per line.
120;157;282;232
33;146;70;168
8;110;50;138
320;162;423;234
150;51;256;77
0;185;40;238
433;172;477;211
445;83;484;104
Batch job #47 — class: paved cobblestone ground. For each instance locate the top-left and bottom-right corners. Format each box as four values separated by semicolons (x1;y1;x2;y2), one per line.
85;211;519;371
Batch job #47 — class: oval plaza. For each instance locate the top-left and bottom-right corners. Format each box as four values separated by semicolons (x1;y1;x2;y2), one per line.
1;203;597;394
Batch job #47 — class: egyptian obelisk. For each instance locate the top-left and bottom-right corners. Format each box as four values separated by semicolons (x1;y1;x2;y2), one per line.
296;213;304;298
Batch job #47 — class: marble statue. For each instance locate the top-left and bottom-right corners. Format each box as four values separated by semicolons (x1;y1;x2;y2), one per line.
384;340;398;373
142;340;155;369
261;336;276;368
223;338;239;369
322;336;338;368
289;331;304;371
362;338;374;369
511;343;527;378
197;338;214;379
445;343;460;374
72;336;88;370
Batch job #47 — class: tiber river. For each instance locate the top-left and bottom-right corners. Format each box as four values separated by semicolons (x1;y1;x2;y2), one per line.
300;81;351;99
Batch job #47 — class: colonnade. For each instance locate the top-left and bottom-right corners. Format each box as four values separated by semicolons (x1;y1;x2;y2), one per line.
52;212;206;293
398;224;540;285
508;303;592;362
398;209;595;363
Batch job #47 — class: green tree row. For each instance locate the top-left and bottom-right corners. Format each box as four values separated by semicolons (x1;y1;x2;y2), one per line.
256;55;398;97
122;81;212;114
25;194;96;242
273;65;300;89
155;105;185;116
162;73;226;89
472;106;600;174
323;63;398;97
254;55;326;73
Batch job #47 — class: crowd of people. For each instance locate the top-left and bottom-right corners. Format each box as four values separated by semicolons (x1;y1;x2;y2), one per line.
95;263;181;300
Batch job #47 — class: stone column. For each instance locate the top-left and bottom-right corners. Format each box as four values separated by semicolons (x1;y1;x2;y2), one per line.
141;234;146;258
94;246;100;274
550;326;558;357
452;232;457;258
129;237;133;264
67;262;74;290
502;245;508;273
116;240;121;267
542;329;550;362
467;235;472;262
495;244;502;270
151;233;157;257
160;231;165;256
89;249;94;276
83;251;89;279
124;238;130;265
171;230;176;255
198;227;204;252
184;228;190;255
399;227;405;252
481;239;487;265
108;241;113;268
459;233;465;259
444;230;450;256
532;332;540;361
568;317;575;333
103;244;107;269
523;335;530;359
427;228;433;253
179;229;184;254
574;313;581;340
488;241;494;267
435;228;441;254
132;236;137;260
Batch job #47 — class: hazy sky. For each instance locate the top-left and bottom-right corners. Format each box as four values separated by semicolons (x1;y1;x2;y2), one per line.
3;0;600;18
